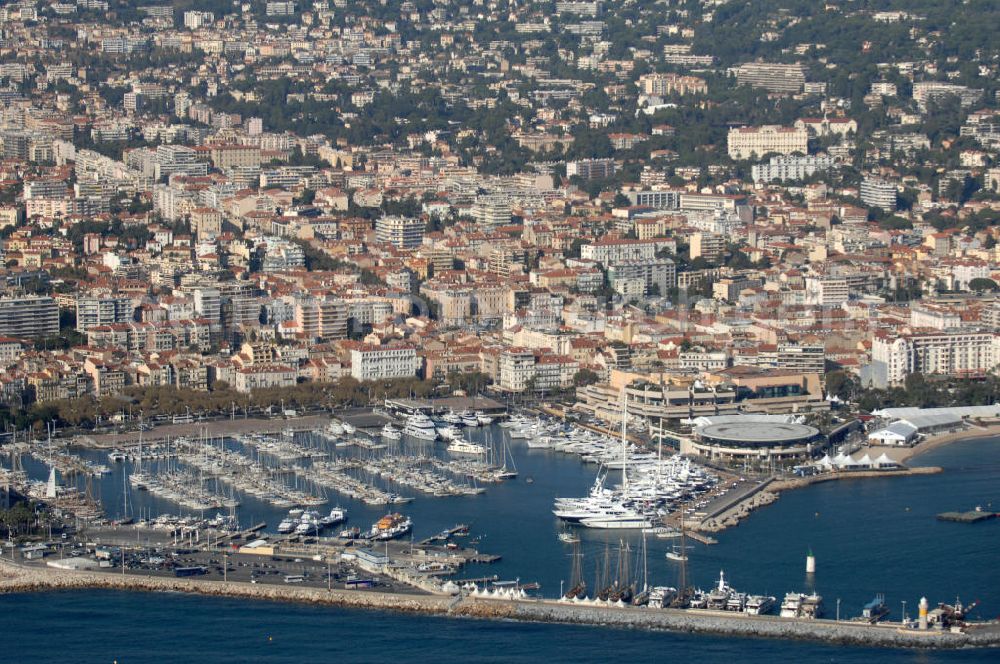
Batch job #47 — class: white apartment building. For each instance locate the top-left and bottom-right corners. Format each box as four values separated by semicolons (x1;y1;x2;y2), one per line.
805;276;850;307
860;177;897;211
350;344;418;381
751;155;837;182
871;330;998;387
580;238;672;266
375;216;424;248
727;125;808;160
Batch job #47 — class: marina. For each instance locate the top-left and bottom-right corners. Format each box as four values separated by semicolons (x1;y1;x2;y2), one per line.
1;413;999;652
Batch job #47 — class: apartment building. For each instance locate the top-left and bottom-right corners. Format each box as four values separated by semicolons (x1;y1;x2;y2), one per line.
0;296;59;338
871;330;998;387
639;73;708;96
860;177;897;211
735;62;806;94
375;216;424;249
566;158;616;180
77;296;134;332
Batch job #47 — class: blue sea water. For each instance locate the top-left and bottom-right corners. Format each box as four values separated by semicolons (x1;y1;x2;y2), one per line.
7;432;1000;662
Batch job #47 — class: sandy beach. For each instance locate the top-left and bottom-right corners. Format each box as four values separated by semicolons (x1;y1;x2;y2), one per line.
863;422;1000;466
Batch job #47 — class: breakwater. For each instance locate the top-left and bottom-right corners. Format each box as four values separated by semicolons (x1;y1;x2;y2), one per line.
457;598;1000;649
2;561;997;649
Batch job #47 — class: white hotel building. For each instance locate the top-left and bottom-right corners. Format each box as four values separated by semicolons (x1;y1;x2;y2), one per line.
350;344;419;381
727;125;808;160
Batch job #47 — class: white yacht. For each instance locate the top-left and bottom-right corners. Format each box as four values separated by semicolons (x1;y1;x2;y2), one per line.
381;424;402;441
441;411;463;425
459;411;479;427
277;518;295;534
579;513;653;529
326;421;344;436
745;595;776;615
320;507;347;528
341;421;356;435
436;425;462;441
403;414;438;441
780;593;803;618
447;440;487;455
475;411;494;426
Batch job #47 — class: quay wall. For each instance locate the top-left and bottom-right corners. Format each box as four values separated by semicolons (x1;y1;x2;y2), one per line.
2;561;998;649
0;561;452;614
458;599;1000;649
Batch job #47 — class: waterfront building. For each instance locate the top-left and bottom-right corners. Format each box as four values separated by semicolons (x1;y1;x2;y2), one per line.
349;343;419;381
870;330;998;388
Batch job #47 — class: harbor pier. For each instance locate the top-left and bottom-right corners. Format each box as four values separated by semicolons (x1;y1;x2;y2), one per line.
2;560;998;650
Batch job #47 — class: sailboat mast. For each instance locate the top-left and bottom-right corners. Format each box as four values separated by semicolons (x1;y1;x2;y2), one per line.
621;389;628;497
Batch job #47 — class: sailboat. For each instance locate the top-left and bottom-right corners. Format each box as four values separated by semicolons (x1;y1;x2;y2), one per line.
563;542;587;600
495;429;518;479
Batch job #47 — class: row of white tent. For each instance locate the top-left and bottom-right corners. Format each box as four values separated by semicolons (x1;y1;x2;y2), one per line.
814;452;900;470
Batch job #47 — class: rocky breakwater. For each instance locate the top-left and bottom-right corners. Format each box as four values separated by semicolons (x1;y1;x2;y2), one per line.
0;560;454;615
457;598;1000;650
699;490;778;532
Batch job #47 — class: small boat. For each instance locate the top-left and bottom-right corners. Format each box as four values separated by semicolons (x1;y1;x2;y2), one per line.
107;450;126;463
341;422;356;435
381;424;402;441
460;411;479;427
558;532;581;544
665;545;688;562
339;526;361;539
476;411;494;426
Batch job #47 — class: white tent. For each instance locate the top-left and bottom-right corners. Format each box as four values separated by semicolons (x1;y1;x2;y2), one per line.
874;453;899;468
855;453;874;467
